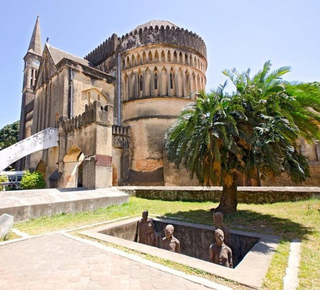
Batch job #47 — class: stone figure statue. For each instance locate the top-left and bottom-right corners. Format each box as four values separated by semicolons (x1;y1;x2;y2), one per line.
136;210;154;244
209;229;233;268
213;212;231;247
161;224;180;253
145;221;160;247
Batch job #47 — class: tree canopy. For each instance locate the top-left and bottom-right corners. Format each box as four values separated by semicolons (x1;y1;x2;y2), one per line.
165;61;320;213
0;121;20;150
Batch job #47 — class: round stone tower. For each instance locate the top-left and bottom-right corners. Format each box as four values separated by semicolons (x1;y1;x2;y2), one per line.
119;20;207;185
85;20;207;185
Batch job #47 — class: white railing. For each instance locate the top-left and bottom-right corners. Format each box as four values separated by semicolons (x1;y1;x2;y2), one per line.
0;128;58;171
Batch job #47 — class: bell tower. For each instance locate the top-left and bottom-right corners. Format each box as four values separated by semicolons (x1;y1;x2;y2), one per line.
19;16;42;140
18;16;42;169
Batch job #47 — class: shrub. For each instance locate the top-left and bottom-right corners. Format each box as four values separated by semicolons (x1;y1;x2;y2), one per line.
0;175;7;191
20;171;46;189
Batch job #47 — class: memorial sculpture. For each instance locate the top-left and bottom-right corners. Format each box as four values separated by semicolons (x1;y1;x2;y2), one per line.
136;210;154;244
209;229;233;268
145;221;160;247
213;212;231;247
161;224;180;253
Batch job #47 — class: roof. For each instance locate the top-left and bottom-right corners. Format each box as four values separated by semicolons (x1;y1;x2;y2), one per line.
46;43;90;67
134;20;179;31
28;16;42;55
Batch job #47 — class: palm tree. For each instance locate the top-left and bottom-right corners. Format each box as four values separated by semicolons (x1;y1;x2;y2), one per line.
165;61;320;213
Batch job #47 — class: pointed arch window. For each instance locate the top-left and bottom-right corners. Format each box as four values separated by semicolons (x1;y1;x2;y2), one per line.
170;72;174;89
139;75;143;91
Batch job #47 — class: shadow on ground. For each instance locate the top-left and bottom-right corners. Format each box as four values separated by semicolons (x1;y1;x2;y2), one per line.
160;208;314;241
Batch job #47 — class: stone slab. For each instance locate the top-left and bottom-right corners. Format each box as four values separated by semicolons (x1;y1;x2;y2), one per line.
283;239;301;290
0;188;129;222
0;214;14;239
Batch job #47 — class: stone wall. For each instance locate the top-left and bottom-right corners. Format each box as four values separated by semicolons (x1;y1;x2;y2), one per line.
121;186;320;204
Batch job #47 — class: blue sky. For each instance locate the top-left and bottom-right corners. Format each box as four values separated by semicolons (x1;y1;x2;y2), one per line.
0;0;319;129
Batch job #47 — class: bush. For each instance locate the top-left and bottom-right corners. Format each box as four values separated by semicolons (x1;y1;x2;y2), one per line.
0;175;7;191
20;171;46;189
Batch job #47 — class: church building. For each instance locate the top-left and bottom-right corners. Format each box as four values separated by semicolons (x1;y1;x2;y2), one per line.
18;17;207;188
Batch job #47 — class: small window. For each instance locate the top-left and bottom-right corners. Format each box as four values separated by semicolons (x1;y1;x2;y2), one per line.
170;72;173;89
139;75;143;91
154;73;158;90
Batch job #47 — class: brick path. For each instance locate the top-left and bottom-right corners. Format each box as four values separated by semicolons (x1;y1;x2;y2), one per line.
0;233;229;290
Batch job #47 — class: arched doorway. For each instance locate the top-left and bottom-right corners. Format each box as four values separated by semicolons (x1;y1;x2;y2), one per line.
63;146;84;188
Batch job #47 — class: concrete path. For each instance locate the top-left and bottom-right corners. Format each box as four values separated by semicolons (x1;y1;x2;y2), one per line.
0;233;231;290
0;188;129;221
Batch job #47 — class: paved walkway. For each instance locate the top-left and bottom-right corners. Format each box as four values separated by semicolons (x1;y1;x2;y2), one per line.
0;233;231;290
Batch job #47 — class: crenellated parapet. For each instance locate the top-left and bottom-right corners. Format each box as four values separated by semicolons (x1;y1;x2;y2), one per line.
59;100;113;133
85;33;119;66
84;22;207;67
119;25;206;59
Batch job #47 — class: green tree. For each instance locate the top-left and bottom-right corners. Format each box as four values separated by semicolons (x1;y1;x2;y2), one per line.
165;61;320;213
20;171;46;189
0;121;20;150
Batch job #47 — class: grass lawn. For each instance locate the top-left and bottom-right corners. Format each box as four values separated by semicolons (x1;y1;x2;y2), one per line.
11;197;320;289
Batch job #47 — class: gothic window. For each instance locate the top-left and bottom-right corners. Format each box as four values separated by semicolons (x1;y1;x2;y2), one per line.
137;54;141;65
167;50;171;62
148;51;153;62
131;55;135;66
185;53;188;65
30;69;34;87
139;75;143;91
173;51;177;62
179;52;183;63
161;50;165;62
154;73;158;90
126;56;130;68
170;72;174;89
154;51;159;62
142;52;147;63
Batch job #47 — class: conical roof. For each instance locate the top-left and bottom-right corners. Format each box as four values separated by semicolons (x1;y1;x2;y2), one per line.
28;16;42;55
134;20;178;31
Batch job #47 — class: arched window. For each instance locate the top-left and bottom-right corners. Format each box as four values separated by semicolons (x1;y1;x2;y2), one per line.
161;50;165;62
154;72;158;90
137;54;141;65
173;51;177;62
167;50;171;62
139;75;143;91
148;51;153;62
154;51;159;62
142;52;147;63
170;72;174;89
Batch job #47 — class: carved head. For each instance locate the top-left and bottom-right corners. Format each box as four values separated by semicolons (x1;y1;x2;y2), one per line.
164;224;174;239
142;210;148;220
214;229;224;246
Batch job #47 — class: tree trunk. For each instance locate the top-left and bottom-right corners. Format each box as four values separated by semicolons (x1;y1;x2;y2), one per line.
214;174;238;214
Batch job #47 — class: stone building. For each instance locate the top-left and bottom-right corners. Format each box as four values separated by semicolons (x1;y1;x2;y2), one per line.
18;17;207;188
19;17;320;189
